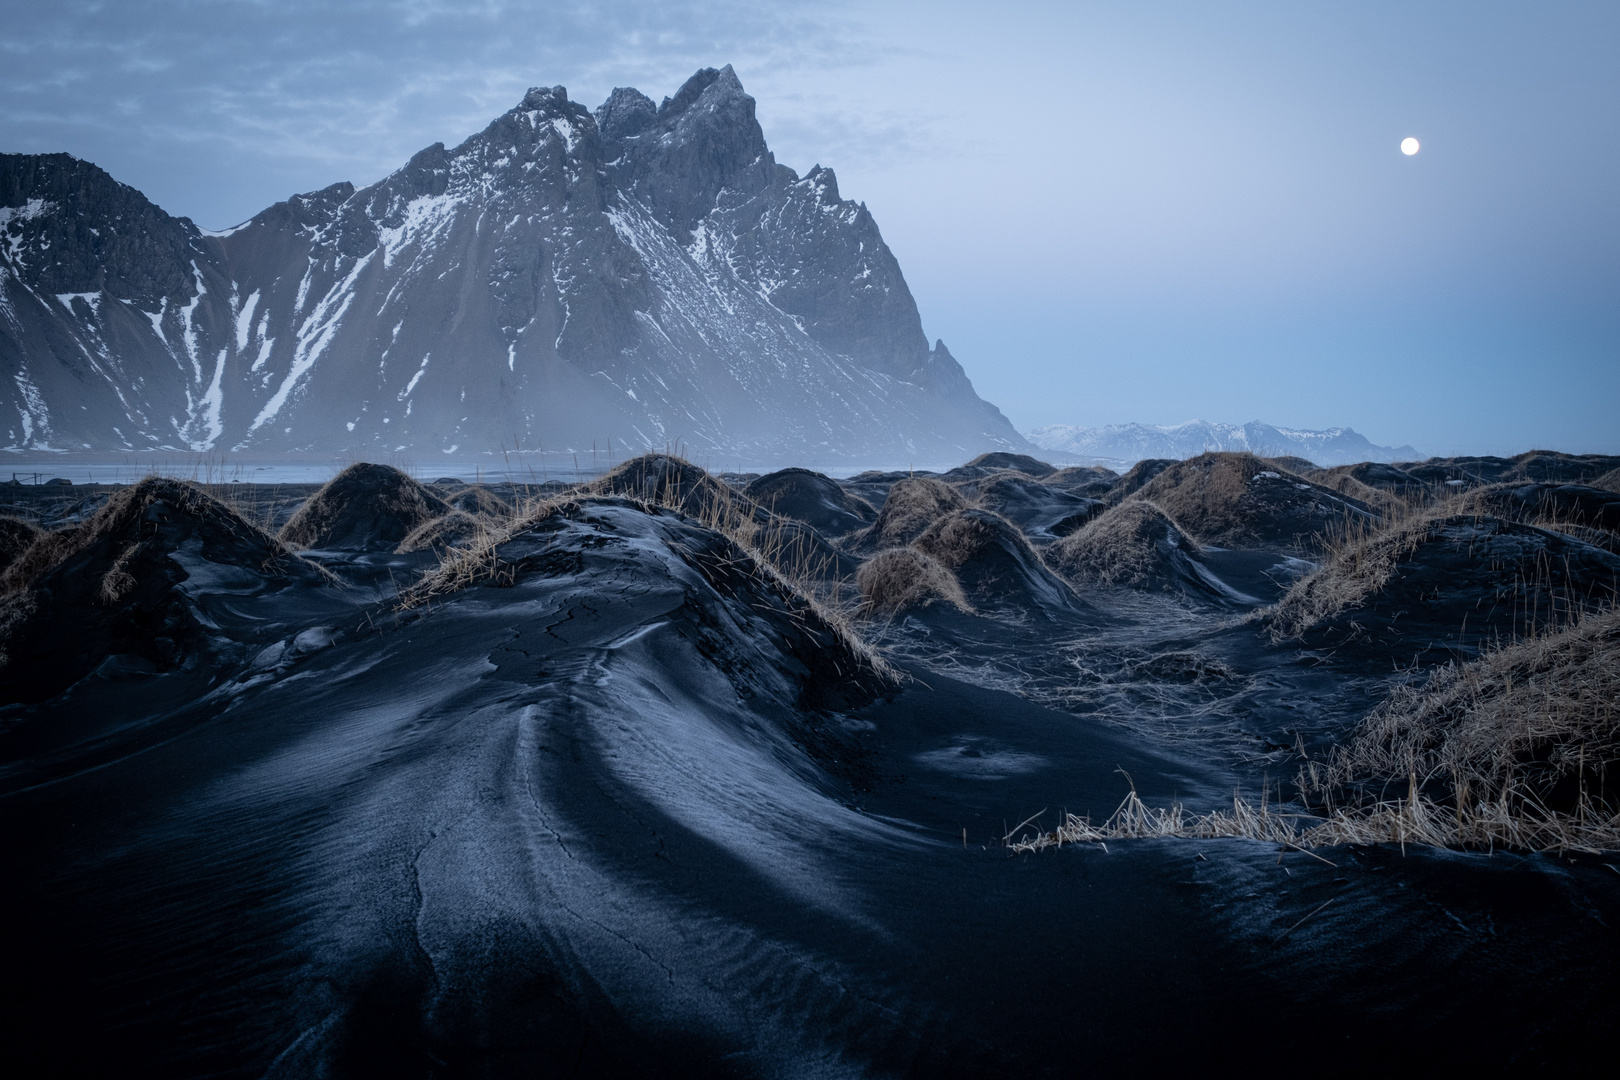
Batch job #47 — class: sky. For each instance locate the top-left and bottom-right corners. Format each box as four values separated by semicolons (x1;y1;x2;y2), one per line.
2;0;1616;456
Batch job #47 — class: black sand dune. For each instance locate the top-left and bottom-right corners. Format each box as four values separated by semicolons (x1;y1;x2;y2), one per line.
279;463;450;551
743;467;876;537
591;453;736;515
1042;464;1120;497
1398;450;1620;488
1104;456;1178;503
1317;460;1428;499
1262;454;1320;475
939;451;1056;482
973;471;1104;541
4;455;1619;1075
1459;482;1620;534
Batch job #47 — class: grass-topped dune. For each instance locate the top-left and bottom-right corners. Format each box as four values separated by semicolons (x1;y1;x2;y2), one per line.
1305;607;1620;845
394;510;493;555
1398;449;1620;488
1048;500;1209;595
940;452;1056;483
0;477;330;703
1042;465;1119;497
849;476;967;552
1268;506;1620;648
279;462;450;551
971;472;1101;541
1130;451;1376;551
593;455;856;584
397;486;892;706
912;508;1084;615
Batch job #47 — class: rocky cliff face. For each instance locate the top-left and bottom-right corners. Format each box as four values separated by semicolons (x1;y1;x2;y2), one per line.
0;67;1024;464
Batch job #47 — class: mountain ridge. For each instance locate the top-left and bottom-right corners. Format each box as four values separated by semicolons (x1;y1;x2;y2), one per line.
1027;419;1420;467
0;67;1026;464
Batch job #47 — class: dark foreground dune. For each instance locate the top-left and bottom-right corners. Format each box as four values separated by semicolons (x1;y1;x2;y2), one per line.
3;451;1619;1075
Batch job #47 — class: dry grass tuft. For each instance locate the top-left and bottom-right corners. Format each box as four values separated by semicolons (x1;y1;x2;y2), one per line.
1047;500;1200;588
0;516;42;575
1266;503;1444;638
855;547;970;615
1596;467;1620;495
1307;606;1620;824
852;477;967;551
394;510;496;555
1011;781;1620;855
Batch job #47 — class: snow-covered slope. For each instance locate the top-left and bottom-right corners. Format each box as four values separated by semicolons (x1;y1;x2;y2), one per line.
1026;420;1419;467
0;67;1025;464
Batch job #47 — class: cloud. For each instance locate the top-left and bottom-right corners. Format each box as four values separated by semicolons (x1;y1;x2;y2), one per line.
0;0;905;222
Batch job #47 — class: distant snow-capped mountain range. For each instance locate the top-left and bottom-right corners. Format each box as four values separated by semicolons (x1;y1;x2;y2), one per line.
1026;420;1420;468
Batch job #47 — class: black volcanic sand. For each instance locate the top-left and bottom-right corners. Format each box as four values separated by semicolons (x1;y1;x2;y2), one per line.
4;458;1620;1074
743;467;876;537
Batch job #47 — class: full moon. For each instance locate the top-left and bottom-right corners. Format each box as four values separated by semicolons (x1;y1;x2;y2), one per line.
1401;137;1421;155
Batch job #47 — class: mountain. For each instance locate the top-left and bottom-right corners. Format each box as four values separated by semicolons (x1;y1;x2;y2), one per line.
0;67;1026;464
1025;420;1420;468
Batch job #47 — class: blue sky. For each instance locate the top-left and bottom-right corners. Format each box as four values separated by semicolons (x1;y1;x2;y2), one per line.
3;1;1616;455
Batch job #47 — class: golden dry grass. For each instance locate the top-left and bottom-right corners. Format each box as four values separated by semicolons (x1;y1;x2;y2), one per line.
1265;502;1445;639
1047;500;1200;588
1596;467;1620;494
1132;452;1302;546
0;516;42;575
855;547;969;615
1307;606;1619;820
854;476;966;550
1011;781;1620;855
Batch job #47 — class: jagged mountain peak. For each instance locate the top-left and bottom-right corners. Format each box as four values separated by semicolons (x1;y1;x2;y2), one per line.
658;64;745;117
0;70;1029;464
596;87;657;141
